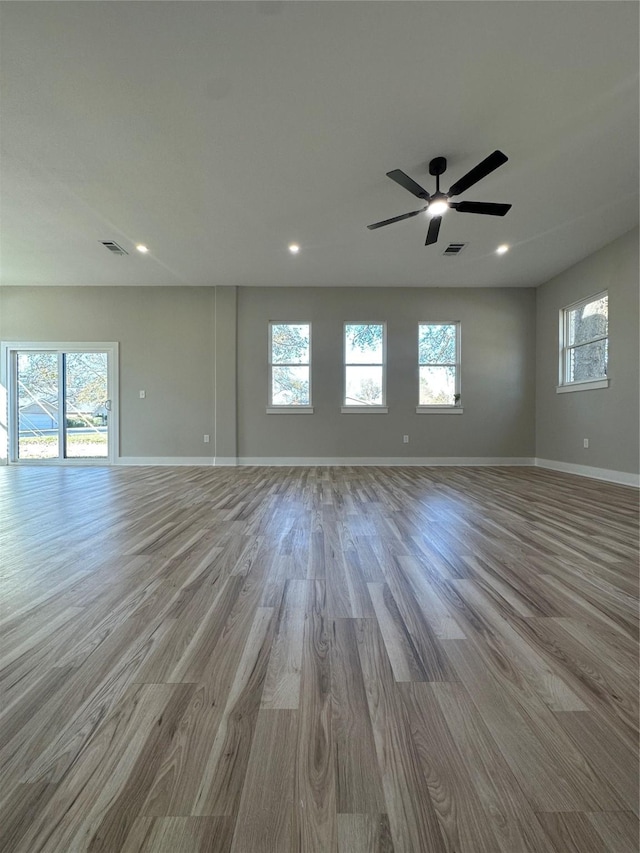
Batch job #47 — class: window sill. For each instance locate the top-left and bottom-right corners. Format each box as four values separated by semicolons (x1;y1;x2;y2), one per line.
266;406;314;414
556;379;609;394
341;406;388;414
416;406;464;414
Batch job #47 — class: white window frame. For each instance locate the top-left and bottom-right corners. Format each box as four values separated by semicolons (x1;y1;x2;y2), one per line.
0;341;119;465
267;321;313;413
342;322;388;413
416;321;463;414
557;291;609;394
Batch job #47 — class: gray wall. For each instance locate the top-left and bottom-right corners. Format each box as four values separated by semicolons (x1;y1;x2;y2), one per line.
3;228;636;470
535;228;639;475
237;287;536;460
0;286;216;459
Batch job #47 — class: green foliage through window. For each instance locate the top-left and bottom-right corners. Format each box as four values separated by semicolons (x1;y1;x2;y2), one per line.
344;324;385;405
419;323;459;406
270;323;311;405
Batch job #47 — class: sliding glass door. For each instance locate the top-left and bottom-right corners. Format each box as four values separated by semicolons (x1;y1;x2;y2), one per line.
4;342;118;464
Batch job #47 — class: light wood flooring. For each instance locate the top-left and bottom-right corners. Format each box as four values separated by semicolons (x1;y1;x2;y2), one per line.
0;464;638;852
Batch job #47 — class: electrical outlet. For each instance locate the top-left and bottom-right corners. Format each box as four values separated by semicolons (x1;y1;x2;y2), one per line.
583;438;589;448
139;390;146;399
403;435;409;444
204;434;210;443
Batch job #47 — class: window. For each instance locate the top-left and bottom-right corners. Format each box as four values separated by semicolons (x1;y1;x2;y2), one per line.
417;322;461;412
559;292;608;391
268;322;312;410
343;323;387;412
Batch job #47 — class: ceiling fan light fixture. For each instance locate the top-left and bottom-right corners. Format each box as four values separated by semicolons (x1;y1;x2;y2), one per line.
428;199;449;217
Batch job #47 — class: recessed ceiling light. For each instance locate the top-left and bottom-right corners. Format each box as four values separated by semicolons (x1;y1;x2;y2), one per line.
496;244;509;255
288;244;300;254
136;244;149;254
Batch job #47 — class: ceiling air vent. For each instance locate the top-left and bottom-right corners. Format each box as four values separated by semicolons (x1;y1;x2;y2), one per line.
442;242;467;257
99;240;128;256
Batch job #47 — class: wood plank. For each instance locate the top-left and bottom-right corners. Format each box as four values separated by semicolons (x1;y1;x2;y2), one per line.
452;579;588;711
587;811;639;853
229;709;298;853
432;682;558;853
330;618;386;813
14;683;191;852
261;605;305;709
535;812;609;853
399;682;501;852
121;817;233;853
193;606;276;816
293;580;337;852
381;554;458;680
367;583;428;682
554;710;639;815
0;782;58;852
337;814;394;853
443;639;625;811
354;618;448;853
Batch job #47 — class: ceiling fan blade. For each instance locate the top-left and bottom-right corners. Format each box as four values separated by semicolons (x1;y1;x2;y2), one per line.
447;150;508;197
386;169;430;200
451;201;512;216
425;216;441;245
367;208;426;230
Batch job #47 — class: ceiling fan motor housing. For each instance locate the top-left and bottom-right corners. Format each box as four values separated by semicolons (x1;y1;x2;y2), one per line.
429;157;447;176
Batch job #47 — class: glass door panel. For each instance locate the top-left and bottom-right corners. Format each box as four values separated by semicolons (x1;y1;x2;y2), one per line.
16;352;60;460
64;352;109;458
8;343;116;464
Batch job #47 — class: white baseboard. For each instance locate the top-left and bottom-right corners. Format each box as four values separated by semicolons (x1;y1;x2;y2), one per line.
237;456;535;467
110;456;638;486
116;456;215;466
535;457;640;488
116;456;535;467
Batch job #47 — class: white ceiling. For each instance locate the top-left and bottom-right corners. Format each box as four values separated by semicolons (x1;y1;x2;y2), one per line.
0;1;638;288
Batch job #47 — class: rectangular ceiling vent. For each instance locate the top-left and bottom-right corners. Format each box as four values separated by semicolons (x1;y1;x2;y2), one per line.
442;242;467;257
100;240;128;256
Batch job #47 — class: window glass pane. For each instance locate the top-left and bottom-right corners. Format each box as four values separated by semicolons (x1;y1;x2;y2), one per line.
272;366;310;405
419;365;456;405
271;324;310;364
419;324;456;364
345;324;383;364
345;365;383;406
568;340;608;383
567;295;608;346
17;352;59;459
65;352;109;458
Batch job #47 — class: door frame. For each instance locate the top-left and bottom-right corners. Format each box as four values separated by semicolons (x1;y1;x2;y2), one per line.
1;341;119;465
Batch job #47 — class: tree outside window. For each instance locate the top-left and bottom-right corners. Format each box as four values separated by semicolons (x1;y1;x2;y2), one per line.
419;323;460;405
269;323;311;406
344;323;385;406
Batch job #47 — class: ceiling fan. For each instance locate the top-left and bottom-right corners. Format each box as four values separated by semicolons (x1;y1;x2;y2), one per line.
367;150;512;245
